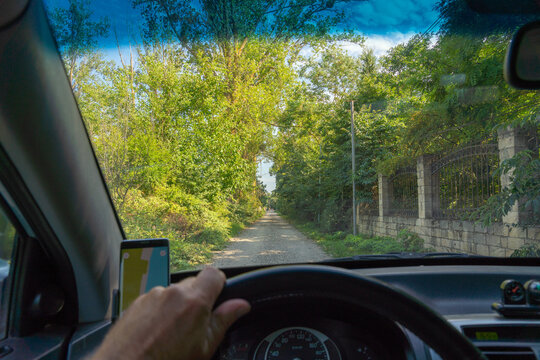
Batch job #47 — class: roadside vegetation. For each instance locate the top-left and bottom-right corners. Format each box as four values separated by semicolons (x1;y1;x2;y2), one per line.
47;0;538;269
293;221;433;258
271;2;539;235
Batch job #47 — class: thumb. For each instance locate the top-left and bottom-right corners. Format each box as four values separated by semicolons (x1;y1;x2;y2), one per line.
211;299;251;340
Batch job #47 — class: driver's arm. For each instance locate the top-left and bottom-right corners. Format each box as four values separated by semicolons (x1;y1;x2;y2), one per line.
91;267;251;360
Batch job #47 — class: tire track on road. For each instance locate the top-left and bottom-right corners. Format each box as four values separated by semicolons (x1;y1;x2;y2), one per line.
212;211;329;268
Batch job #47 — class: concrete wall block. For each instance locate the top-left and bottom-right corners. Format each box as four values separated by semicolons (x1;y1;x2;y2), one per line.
501;225;510;237
476;244;490;256
449;230;462;241
505;249;515;257
508;237;525;250
439;220;449;230
528;227;540;240
449;220;462;231
463;222;474;232
440;238;451;248
474;223;488;234
508;227;528;239
486;224;500;235
450;240;461;252
462;231;473;242
424;236;437;246
486;235;502;247
463;241;475;253
489;246;506;257
472;233;487;245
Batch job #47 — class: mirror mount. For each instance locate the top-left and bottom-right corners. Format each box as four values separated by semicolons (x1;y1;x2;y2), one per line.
505;20;540;90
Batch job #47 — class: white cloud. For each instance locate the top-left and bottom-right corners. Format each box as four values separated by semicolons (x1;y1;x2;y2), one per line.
338;32;416;58
364;32;416;56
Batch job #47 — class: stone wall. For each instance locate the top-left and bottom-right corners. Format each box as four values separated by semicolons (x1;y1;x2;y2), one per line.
358;126;539;256
357;214;540;257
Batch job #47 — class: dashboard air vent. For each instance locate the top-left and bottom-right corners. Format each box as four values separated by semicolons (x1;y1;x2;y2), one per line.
478;346;536;360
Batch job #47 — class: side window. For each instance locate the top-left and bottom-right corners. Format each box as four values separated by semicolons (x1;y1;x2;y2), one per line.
0;207;16;339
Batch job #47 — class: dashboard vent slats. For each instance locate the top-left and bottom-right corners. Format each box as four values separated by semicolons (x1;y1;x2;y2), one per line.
478;346;536;360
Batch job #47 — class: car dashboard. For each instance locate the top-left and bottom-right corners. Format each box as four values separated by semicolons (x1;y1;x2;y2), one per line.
173;264;540;360
218;300;409;359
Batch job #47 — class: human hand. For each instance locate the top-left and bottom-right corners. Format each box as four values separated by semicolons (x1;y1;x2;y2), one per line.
91;267;251;360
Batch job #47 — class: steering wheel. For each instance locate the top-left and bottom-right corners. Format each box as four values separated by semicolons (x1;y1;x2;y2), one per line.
216;265;486;360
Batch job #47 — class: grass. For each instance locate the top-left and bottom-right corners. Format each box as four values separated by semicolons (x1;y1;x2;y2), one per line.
229;222;246;237
291;220;430;258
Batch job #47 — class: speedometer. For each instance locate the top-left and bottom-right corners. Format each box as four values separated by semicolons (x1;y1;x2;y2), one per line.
254;327;341;360
266;328;328;359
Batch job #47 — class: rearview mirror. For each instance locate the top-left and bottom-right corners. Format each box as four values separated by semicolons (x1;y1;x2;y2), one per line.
505;20;540;89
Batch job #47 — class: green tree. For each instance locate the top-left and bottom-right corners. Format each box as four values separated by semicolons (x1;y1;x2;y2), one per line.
48;0;109;89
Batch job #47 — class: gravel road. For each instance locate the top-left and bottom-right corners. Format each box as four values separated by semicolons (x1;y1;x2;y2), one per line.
212;210;329;267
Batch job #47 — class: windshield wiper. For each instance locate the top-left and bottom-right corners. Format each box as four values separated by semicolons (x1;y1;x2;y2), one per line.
322;252;491;263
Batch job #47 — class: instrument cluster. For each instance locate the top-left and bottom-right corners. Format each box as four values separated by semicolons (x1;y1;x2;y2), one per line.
218;316;397;360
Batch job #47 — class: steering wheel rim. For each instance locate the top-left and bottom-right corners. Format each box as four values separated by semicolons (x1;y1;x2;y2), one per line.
216;264;486;360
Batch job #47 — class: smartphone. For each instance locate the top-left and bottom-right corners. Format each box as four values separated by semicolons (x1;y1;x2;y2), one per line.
119;238;169;315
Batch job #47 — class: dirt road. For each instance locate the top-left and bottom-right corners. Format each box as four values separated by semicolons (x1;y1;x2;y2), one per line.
212;211;329;267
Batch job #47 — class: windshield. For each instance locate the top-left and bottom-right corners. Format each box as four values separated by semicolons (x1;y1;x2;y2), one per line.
43;0;540;272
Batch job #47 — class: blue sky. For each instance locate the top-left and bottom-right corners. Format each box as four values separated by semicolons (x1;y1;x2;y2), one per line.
340;0;439;34
45;0;440;51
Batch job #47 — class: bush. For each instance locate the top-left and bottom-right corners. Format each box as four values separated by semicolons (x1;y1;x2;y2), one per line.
397;229;425;252
293;220;429;259
118;186;263;272
511;244;540;257
320;199;350;233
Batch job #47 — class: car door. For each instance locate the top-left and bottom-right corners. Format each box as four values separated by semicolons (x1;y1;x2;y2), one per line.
0;174;75;359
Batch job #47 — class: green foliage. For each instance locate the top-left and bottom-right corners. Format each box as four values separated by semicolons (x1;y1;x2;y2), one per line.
473;147;540;227
119;188;260;271
46;0;109;88
511;244;540;258
294;222;429;258
377;155;415;176
396;229;426;252
274;20;539;232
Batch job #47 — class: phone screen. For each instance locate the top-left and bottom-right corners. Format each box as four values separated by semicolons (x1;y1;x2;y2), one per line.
119;240;169;315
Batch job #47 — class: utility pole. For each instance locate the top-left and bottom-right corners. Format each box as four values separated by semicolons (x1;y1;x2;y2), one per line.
318;141;322;224
351;101;356;236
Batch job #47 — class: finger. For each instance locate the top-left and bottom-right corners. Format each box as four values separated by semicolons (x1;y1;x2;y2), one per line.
166;276;196;298
175;276;196;289
211;299;251;339
193;267;226;302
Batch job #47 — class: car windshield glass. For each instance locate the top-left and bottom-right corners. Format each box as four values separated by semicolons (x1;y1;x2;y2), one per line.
43;0;540;271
